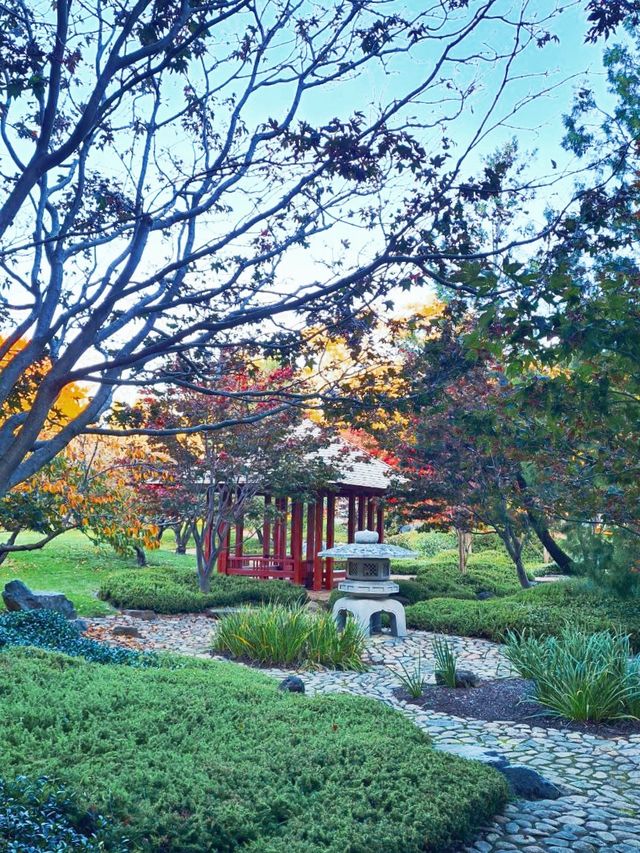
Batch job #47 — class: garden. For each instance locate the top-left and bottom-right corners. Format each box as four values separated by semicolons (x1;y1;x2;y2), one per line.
2;0;640;850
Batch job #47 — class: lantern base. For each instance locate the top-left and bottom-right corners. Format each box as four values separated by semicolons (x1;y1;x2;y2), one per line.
332;596;407;638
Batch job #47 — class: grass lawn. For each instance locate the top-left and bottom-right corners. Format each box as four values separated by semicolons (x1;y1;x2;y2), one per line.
0;530;197;616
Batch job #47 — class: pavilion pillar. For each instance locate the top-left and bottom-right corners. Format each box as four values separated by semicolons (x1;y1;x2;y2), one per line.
347;495;356;543
305;502;316;587
376;503;385;543
313;494;324;591
279;497;288;564
325;494;336;590
367;497;375;531
291;501;304;585
234;512;244;559
357;494;366;530
273;497;282;559
262;495;271;557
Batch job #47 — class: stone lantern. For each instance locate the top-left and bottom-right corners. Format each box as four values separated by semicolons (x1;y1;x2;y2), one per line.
318;530;416;637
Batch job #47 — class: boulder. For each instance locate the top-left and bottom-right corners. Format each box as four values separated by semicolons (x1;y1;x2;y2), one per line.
121;609;157;621
2;580;76;619
278;675;305;694
112;625;142;638
476;590;494;600
437;744;562;800
501;765;562;800
438;744;509;770
435;668;480;688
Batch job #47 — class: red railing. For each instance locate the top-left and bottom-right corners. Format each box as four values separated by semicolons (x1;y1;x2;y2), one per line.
225;555;296;581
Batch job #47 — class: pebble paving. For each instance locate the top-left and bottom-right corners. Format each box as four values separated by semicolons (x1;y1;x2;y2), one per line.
87;613;640;852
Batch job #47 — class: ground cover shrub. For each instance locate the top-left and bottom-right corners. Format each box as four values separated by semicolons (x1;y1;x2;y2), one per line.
99;565;308;614
0;609;159;667
213;604;366;670
504;628;640;722
0;648;508;853
387;531;456;558
415;551;537;598
406;580;640;649
0;774;128;851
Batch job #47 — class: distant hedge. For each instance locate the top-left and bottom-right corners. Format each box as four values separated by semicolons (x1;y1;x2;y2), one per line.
99;565;308;614
406;580;640;649
0;648;508;852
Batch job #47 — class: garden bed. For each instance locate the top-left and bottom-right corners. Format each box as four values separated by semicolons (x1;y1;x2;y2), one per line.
397;678;640;738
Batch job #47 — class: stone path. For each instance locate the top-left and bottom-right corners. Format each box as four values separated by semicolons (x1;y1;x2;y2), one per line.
87;613;640;852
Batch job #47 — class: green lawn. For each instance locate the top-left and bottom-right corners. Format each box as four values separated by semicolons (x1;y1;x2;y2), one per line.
0;530;197;616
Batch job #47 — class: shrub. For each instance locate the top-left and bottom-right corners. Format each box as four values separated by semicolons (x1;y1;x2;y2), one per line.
0;648;508;852
387;530;456;558
472;533;544;562
0;609;159;667
0;775;128;851
406;580;640;649
99;566;308;614
415;550;535;598
565;524;640;598
504;628;640;722
213;604;367;670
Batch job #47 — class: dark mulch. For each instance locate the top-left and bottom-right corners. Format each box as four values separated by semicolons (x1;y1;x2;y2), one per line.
397;678;640;738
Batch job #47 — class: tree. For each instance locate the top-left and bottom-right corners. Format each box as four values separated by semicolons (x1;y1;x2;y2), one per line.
0;434;159;563
133;360;337;591
0;0;576;496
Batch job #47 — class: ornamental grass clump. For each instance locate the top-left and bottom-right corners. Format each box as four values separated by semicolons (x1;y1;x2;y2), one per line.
392;651;427;698
504;627;640;722
213;604;367;670
432;636;458;687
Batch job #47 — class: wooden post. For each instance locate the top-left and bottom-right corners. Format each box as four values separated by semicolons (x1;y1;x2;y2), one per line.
347;495;356;543
273;497;282;559
357;494;366;531
305;502;316;587
263;495;271;557
325;493;336;590
367;497;375;531
376;503;385;543
234;514;244;558
291;501;303;585
280;496;288;562
313;494;324;591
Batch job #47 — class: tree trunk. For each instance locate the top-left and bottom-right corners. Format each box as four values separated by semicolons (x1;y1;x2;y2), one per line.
499;521;532;589
516;472;573;573
134;545;147;567
455;528;472;573
173;522;190;555
0;529;19;566
513;551;532;589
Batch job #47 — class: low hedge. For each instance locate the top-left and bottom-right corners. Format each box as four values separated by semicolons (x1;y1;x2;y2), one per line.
415;551;539;598
0;774;128;851
0;648;508;852
99;565;308;614
406;580;640;649
0;609;159;667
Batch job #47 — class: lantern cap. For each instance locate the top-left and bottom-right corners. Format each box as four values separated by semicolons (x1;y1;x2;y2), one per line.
317;529;417;559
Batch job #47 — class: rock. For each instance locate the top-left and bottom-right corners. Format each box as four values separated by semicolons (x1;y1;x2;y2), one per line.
112;625;142;638
2;580;76;619
501;765;563;800
435;668;480;688
203;607;242;619
476;590;494;600
121;609;157;621
71;618;89;633
438;744;509;770
306;600;323;614
278;675;305;694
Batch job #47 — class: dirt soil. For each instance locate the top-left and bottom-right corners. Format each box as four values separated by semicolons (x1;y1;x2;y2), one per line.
397;678;640;738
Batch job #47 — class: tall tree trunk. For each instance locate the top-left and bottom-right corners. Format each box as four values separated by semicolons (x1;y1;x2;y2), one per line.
174;522;190;555
134;545;147;567
499;520;532;589
515;472;573;573
455;528;472;573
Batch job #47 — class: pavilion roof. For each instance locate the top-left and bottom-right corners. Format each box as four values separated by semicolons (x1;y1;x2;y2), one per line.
316;439;394;494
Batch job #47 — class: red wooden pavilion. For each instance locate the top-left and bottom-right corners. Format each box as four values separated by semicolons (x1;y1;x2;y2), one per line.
215;443;393;591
